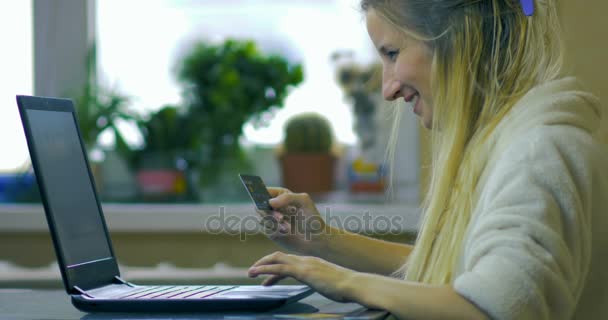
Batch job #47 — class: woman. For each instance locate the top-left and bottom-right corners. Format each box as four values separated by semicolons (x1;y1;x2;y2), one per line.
248;1;608;319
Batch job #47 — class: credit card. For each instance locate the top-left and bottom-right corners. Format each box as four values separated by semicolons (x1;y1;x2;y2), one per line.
239;174;273;211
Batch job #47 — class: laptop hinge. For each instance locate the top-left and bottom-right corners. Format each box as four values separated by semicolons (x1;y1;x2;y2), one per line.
114;275;135;287
73;286;95;298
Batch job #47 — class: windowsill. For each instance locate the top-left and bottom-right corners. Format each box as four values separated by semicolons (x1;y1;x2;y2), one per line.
0;201;420;234
0;199;420;287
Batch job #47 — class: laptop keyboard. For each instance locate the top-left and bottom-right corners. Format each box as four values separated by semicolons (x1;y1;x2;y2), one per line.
84;285;308;300
110;285;237;300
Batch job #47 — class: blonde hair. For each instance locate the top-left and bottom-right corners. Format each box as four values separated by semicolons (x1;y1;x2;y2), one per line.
361;0;564;284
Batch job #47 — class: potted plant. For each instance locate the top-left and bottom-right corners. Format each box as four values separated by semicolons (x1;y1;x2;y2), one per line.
73;45;140;199
279;113;336;193
133;105;199;202
75;44;138;160
176;39;304;190
128;39;303;202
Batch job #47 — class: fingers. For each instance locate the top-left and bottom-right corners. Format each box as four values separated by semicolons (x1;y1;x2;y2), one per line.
254;207;288;225
270;211;284;222
269;192;312;211
261;275;286;286
265;187;297;217
248;252;302;279
259;217;289;237
248;253;327;288
249;252;299;279
249;264;294;279
254;208;285;223
251;251;296;268
267;187;291;198
254;208;273;219
258;215;278;231
266;188;314;220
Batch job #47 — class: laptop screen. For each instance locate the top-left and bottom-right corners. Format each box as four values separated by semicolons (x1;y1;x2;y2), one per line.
25;109;113;267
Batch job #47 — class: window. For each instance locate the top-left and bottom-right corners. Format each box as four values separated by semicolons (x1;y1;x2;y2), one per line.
0;0;420;204
97;0;377;146
0;1;33;172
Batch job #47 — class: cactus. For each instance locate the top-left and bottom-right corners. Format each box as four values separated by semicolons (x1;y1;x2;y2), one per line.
284;113;333;153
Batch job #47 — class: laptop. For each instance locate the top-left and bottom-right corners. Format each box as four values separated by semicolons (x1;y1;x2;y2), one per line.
15;95;314;313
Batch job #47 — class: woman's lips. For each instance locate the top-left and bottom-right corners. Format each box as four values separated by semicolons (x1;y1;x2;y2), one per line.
413;94;421;116
404;91;418;103
405;93;421;116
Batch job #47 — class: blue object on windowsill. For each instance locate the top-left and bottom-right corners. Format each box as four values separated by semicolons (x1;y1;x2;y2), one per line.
0;173;36;203
520;0;534;16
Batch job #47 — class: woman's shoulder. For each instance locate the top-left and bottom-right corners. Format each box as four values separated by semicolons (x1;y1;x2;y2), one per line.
494;124;604;177
477;77;608;210
497;77;603;139
486;77;606;166
478;109;608;221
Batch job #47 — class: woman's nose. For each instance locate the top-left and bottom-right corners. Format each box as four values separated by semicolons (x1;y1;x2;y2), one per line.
382;79;402;101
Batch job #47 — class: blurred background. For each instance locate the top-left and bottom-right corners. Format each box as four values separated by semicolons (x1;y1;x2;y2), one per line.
1;0;421;206
0;0;605;288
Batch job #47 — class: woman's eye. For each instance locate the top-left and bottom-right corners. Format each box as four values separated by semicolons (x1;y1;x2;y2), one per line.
386;50;399;61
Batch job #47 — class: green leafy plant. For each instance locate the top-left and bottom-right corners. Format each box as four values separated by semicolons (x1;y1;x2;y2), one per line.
74;44;139;161
284;113;333;153
134;105;198;168
131;105;200;202
176;39;304;186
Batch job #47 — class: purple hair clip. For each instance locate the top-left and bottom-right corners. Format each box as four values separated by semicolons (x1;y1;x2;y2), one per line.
520;0;534;16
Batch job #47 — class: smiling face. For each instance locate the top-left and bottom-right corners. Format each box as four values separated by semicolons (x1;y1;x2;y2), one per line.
366;9;434;129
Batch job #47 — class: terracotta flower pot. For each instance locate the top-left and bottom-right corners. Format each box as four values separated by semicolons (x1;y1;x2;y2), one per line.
280;154;336;193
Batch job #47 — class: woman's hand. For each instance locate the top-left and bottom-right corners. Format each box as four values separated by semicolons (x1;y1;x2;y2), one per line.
257;187;329;256
248;251;357;303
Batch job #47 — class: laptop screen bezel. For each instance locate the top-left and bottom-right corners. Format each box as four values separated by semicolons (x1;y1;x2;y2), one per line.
16;95;121;292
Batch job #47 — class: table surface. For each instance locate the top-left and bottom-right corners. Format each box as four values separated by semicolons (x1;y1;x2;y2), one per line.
0;289;390;320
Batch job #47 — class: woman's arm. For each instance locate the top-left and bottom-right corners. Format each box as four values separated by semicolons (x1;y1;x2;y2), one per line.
249;252;488;320
313;225;413;275
346;272;488;320
264;188;413;276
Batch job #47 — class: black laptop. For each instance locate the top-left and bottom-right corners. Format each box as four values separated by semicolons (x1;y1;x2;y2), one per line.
16;95;313;312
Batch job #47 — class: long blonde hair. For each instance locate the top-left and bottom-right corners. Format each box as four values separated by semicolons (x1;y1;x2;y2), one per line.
361;0;564;284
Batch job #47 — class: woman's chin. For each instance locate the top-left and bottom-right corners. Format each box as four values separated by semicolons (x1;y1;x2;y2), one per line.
419;113;433;129
422;119;432;130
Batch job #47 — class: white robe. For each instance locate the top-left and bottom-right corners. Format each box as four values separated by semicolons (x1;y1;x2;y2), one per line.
453;77;608;320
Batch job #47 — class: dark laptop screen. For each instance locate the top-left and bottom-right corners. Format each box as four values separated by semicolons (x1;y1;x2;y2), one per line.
25;109;112;267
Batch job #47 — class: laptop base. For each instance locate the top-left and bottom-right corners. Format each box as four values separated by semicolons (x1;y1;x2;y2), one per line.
71;284;313;312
